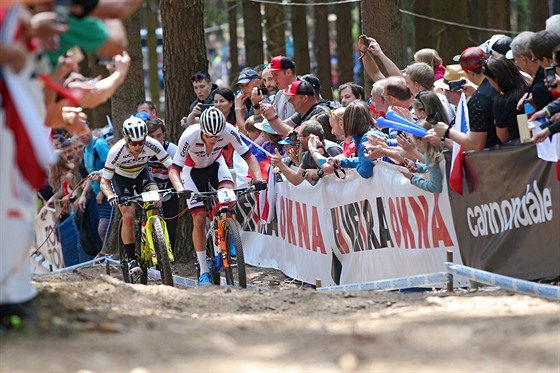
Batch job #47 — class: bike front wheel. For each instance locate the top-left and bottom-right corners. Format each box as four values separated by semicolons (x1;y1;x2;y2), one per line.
222;219;246;288
152;218;174;286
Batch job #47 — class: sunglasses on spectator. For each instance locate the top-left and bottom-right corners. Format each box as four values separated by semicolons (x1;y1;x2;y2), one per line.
128;139;145;147
190;72;210;82
367;98;378;115
329;109;343;120
530;55;540;62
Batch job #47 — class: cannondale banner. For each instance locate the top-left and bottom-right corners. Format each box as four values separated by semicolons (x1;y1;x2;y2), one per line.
237;161;464;287
448;144;560;281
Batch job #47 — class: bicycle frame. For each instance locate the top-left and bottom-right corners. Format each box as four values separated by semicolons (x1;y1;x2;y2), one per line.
139;200;174;267
208;199;236;271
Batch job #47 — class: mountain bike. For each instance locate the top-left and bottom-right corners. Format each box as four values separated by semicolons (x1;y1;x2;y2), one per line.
117;189;176;286
187;181;267;288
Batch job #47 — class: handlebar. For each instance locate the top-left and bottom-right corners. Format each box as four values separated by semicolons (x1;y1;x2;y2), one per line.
117;188;178;206
185;180;267;202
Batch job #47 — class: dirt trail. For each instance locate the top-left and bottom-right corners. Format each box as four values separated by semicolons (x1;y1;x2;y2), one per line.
1;263;559;372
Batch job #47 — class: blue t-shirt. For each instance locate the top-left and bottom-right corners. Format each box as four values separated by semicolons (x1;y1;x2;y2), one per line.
83;137;110;195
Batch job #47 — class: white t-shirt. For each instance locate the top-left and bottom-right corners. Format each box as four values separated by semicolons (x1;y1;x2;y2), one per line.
273;90;295;120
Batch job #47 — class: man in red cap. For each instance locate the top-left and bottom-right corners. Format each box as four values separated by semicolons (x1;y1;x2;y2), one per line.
263;80;329;136
265;56;297;120
431;46;500;151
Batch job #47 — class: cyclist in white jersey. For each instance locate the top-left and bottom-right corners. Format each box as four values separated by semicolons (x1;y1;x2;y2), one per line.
100;116;172;282
169;107;264;285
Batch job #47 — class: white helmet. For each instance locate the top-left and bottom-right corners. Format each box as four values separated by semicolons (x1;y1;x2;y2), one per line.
122;116;147;142
200;107;226;137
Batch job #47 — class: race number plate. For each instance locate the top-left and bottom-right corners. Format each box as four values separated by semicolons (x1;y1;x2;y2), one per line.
217;188;237;204
141;190;160;202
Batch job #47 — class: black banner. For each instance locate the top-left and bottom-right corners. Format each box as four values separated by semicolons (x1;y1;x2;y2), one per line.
448;144;560;280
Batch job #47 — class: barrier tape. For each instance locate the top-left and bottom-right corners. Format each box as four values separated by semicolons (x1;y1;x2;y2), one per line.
317;272;450;292
447;263;560;302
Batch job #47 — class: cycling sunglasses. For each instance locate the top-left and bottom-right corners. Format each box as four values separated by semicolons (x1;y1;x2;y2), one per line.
128;139;145;147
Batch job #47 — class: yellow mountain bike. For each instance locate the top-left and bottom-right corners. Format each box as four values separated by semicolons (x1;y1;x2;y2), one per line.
187;181;267;288
117;189;176;286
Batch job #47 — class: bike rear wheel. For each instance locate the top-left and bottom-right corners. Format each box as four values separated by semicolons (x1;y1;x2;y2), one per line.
152;218;174;286
223;219;246;288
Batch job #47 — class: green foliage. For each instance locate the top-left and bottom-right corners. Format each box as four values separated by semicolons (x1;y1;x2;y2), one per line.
204;0;230;27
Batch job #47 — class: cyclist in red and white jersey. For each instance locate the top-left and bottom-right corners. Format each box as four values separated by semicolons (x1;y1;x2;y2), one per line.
169;107;264;285
100;116;172;282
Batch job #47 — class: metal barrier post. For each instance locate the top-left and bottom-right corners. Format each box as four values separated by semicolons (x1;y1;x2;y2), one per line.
447;250;454;293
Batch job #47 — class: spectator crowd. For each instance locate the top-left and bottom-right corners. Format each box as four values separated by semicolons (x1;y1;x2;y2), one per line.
2;0;559;329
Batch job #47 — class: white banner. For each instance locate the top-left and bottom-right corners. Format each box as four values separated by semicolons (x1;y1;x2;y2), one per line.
30;208;64;274
239;161;463;286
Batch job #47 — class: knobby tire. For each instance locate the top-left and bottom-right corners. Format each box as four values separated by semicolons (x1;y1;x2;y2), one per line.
152;218;174;287
223;219;246;288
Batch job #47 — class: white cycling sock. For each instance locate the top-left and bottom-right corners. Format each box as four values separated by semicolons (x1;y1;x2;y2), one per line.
197;251;209;274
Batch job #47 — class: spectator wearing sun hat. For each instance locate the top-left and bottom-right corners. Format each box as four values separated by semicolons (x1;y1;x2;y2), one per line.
434;64;467;107
430;46;500;151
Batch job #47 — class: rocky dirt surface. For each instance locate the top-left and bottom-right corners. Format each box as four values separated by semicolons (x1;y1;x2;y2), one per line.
1;261;559;373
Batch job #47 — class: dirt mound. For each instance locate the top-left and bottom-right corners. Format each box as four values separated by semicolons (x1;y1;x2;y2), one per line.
1;262;558;372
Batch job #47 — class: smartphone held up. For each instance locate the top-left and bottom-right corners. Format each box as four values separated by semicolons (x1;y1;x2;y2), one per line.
544;67;557;88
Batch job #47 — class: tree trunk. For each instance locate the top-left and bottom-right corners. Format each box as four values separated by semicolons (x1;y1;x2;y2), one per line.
242;0;264;68
440;1;470;66
264;2;286;59
530;0;549;31
145;0;160;112
361;0;403;74
467;0;487;45
160;0;206;263
228;0;239;80
414;0;432;50
292;0;310;74
335;2;353;87
313;2;332;100
489;0;511;32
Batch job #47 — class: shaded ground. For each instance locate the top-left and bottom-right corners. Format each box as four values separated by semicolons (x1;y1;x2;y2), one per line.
1;262;559;372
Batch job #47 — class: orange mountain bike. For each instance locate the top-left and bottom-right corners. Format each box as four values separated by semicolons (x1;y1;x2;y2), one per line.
186;181;267;288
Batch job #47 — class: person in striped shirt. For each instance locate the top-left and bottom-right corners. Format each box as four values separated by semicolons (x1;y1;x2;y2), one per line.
100;116;172;281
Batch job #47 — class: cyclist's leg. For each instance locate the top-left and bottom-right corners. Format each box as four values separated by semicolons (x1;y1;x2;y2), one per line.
185;165;214;284
112;174;138;260
214;156;235;210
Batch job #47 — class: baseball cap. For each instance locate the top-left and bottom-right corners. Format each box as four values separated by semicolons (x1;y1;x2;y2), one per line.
268;56;296;71
236;69;259;85
434;64;467;90
134;112;151;121
298;74;321;91
254;119;277;135
456;47;487;71
283;80;315;96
